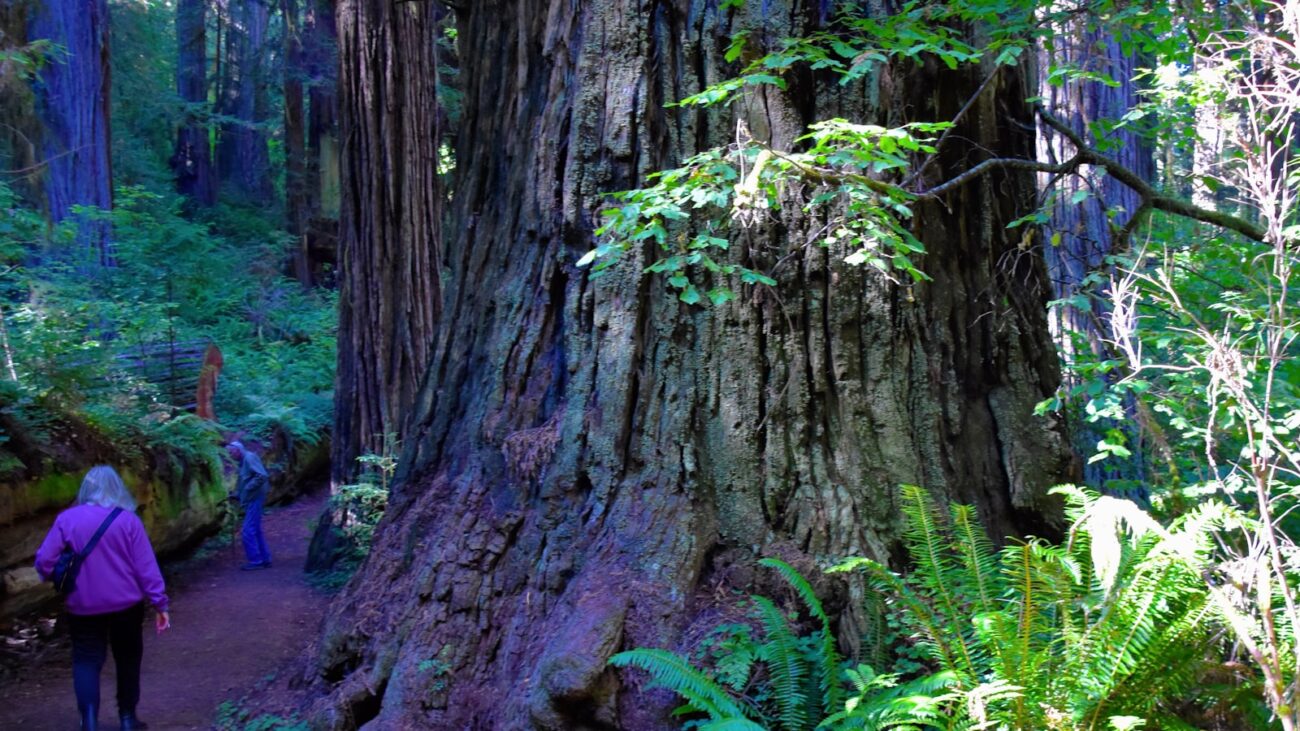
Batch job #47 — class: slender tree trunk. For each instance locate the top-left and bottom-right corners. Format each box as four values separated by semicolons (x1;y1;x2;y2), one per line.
215;0;236;183
216;0;272;201
307;2;1073;729
295;0;339;285
328;0;441;488
305;0;339;223
212;0;225;157
27;0;115;266
236;0;272;201
174;0;216;206
283;0;311;285
0;305;18;382
1038;29;1153;490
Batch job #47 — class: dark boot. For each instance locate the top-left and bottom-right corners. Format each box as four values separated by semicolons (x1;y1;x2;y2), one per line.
78;703;98;731
118;712;148;730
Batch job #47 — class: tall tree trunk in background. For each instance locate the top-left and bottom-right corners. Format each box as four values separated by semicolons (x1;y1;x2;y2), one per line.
235;0;272;202
27;0;114;265
305;0;339;225
305;3;1074;729
213;0;230;181
216;0;272;202
173;0;215;207
329;0;441;485
283;0;311;285
0;6;43;205
1039;30;1153;490
215;0;238;186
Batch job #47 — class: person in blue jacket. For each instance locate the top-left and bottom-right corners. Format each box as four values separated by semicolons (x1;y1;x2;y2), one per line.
226;441;271;570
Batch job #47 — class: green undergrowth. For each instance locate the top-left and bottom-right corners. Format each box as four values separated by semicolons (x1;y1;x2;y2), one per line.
0;179;334;493
307;439;398;591
214;701;309;731
613;486;1266;730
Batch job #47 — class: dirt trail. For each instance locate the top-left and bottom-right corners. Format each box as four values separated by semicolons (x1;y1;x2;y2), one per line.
0;490;330;730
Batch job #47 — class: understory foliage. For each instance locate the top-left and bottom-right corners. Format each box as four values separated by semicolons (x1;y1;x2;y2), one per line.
610;558;949;731
0;180;334;477
330;444;397;558
1040;3;1300;727
612;486;1260;730
214;700;310;731
0;0;337;480
835;485;1229;730
310;436;399;590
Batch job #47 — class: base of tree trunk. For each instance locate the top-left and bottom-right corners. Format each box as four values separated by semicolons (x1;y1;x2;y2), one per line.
301;2;1075;729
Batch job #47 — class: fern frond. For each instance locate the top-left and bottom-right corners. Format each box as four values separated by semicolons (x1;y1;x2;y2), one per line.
761;558;829;624
1082;556;1212;727
997;538;1078;729
610;648;748;721
962;679;1023;731
700;719;768;731
760;558;843;717
899;486;981;678
949;504;1002;616
833;557;971;682
1101;597;1214;719
822;669;965;731
754;596;811;731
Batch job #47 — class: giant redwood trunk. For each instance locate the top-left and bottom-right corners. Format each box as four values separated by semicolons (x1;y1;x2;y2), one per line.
307;2;1073;728
173;0;215;206
28;0;114;264
330;0;441;484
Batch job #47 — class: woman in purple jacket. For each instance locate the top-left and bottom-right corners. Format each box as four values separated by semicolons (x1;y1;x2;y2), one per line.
35;466;171;731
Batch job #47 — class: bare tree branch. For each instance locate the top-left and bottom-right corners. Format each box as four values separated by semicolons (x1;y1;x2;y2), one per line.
902;66;1003;188
0;146;84;177
751;103;1268;245
1036;107;1267;242
915;153;1083;199
912;106;1268;242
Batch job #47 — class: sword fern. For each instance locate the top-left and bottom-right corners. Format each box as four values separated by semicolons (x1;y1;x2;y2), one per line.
835;485;1221;730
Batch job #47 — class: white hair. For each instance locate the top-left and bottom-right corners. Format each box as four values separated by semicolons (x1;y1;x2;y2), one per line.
77;465;138;511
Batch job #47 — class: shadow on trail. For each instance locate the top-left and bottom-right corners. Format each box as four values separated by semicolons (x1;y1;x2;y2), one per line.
0;489;331;730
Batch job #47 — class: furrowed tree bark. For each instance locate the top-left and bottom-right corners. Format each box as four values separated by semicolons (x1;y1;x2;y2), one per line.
330;0;441;484
307;2;1074;729
1039;30;1152;354
27;0;114;265
215;0;235;184
173;0;215;207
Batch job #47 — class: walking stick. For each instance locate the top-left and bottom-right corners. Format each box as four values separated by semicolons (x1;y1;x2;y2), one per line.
228;497;242;568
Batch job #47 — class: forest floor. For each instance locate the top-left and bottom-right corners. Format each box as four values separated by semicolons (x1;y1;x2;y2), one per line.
0;489;330;730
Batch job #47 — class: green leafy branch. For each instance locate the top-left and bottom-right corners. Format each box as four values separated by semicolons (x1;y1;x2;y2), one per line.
582;121;947;304
578;0;1267;306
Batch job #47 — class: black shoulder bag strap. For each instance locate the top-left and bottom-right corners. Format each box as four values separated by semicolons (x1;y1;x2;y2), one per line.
81;508;124;560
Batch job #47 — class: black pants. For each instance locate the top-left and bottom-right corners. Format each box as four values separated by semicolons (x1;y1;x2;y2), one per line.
67;603;144;716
